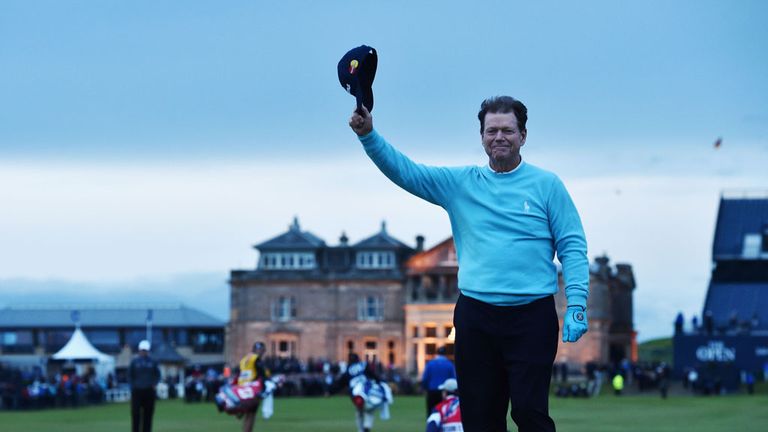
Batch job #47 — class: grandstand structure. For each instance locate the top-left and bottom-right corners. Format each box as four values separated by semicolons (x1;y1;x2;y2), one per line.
674;191;768;389
0;304;225;380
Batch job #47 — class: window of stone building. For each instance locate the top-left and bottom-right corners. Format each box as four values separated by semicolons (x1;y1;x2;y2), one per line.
412;343;418;372
356;251;396;269
387;340;396;366
271;296;297;322
364;340;378;363
347;340;355;359
410;277;420;301
412;326;419;338
260;252;316;270
423;276;438;300
425;325;437;338
270;338;296;358
424;343;437;362
357;296;383;321
443;325;453;338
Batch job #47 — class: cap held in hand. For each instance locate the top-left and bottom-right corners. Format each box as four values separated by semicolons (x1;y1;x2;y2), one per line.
337;45;377;113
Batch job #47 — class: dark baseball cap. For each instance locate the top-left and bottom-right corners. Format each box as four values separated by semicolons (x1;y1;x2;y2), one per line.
337;45;377;113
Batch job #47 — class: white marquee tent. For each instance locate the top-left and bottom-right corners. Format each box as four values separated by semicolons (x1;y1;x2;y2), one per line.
51;327;115;378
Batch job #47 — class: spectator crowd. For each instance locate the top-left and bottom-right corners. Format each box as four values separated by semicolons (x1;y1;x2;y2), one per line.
0;363;108;410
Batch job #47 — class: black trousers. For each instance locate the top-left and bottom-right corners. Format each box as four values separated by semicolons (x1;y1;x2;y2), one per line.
454;294;558;432
426;389;443;417
131;388;156;432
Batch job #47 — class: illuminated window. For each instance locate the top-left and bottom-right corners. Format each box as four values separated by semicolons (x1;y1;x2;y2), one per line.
364;340;378;363
425;326;437;338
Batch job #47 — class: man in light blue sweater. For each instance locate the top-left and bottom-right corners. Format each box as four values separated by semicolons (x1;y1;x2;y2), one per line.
349;96;589;432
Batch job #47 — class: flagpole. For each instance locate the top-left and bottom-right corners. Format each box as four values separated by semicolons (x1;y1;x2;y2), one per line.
146;309;153;344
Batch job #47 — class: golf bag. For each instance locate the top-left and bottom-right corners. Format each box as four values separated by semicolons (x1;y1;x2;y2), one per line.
350;378;393;419
215;375;284;418
214;380;264;414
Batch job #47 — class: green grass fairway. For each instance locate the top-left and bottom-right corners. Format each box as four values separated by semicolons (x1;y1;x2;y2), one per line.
1;393;767;432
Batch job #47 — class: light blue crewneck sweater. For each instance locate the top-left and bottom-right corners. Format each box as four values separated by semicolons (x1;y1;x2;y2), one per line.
359;129;589;309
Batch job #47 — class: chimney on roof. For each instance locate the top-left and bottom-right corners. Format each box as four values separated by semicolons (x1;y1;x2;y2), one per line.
339;231;349;246
615;263;636;288
415;235;425;252
380;220;387;233
594;254;610;278
290;216;300;232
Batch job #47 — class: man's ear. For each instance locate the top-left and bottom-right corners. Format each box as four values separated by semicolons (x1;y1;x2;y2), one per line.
521;129;527;146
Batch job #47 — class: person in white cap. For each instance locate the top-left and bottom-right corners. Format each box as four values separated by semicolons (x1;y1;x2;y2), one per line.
129;340;160;432
426;378;462;432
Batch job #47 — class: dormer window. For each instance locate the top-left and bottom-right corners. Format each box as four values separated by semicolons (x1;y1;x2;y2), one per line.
356;251;395;269
260;252;316;270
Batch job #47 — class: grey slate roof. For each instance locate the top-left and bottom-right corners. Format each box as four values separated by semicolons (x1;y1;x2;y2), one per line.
353;221;412;249
0;304;225;329
151;341;186;363
255;217;326;250
713;195;768;259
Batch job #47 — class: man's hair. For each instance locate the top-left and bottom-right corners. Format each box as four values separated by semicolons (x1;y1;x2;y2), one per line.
437;346;447;355
252;341;266;353
478;96;528;134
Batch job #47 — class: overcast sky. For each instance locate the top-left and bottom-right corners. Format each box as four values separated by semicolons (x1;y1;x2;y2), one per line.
1;0;766;341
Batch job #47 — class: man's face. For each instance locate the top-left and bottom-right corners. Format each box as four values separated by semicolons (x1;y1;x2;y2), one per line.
481;112;526;165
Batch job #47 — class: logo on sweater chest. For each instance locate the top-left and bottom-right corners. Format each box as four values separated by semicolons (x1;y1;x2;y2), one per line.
523;200;531;213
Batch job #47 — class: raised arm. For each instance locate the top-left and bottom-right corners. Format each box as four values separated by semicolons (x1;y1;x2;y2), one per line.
349;106;460;207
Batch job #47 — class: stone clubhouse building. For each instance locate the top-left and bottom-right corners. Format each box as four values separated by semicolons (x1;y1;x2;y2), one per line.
227;218;636;375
